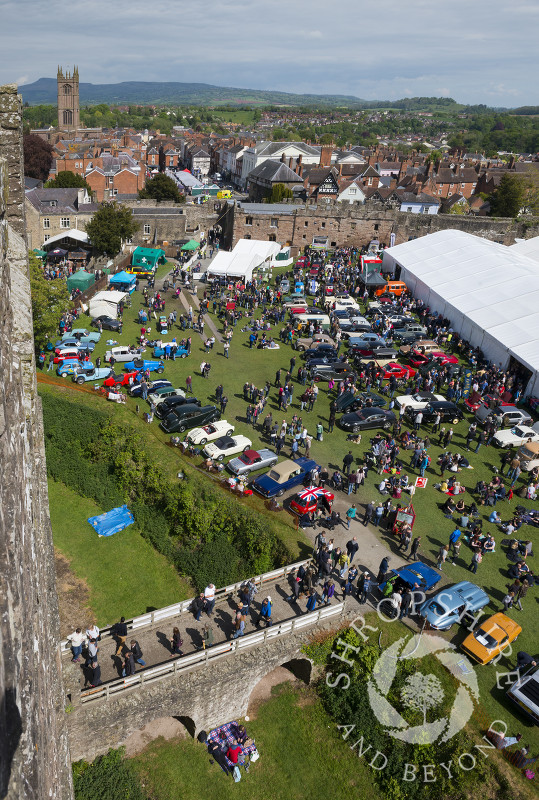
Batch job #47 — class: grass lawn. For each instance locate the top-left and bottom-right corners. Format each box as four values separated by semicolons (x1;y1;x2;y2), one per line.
45;269;539;741
48;479;190;628
132;682;378;800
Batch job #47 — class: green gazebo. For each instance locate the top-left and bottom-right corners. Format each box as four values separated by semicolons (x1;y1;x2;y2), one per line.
131;247;167;269
66;269;95;293
180;240;200;252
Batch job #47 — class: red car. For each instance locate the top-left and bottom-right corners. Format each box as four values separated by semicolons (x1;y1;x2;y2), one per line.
296;257;310;268
53;351;90;364
289;486;334;516
408;351;459;367
381;362;417;381
103;370;139;389
466;392;513;412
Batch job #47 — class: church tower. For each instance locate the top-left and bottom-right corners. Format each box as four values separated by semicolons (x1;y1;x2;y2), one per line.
57;66;80;131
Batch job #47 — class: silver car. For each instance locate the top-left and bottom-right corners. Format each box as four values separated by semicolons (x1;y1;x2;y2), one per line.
227;448;278;476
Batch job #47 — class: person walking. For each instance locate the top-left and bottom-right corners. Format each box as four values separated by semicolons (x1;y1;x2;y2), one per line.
321;579;335;606
256;596;273;628
346;535;358;561
122;651;136;677
363;500;375;526
450;539;461;565
170;627;184;655
186;375;193;394
204;583;216;616
437;545;449;570
377;556;390;584
409;536;421;561
306;589;317;613
112;617;128;657
469;549;482;574
130;639;145;667
346;508;357;531
66;628;86;663
343;451;354;475
359;572;373;604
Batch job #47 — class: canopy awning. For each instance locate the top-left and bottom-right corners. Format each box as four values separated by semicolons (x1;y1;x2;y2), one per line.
181;239;200;251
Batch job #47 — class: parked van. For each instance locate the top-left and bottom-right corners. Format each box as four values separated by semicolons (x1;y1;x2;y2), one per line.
296;313;331;330
516;440;539;472
375;280;408;298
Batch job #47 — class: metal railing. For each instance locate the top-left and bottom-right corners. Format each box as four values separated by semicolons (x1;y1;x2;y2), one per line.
79;600;345;704
61;559;313;654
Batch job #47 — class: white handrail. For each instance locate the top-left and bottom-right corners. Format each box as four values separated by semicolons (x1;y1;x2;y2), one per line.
79;600;345;704
61;558;313;653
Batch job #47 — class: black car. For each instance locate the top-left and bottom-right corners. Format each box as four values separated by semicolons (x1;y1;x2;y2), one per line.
312;365;357;382
334;389;387;413
91;315;122;332
160;404;220;434
351;346;398;360
303;344;338;360
155;395;201;419
339;408;397;433
406;401;463;424
417;361;463;378
392;329;426;344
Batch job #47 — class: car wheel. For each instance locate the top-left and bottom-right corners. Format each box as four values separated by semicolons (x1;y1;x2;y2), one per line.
243;444;250;452
217;454;225;462
277;489;284;497
452;417;460;424
199;438;207;445
226;429;233;436
115;382;122;390
181;353;187;358
383;422;391;430
76;376;85;385
352;426;359;434
298;345;306;352
156;367;164;374
60;372;67;378
179;425;186;433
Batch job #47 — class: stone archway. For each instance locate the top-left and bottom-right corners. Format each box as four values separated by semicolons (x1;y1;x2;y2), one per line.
122;715;196;757
246;657;313;718
281;657;313;684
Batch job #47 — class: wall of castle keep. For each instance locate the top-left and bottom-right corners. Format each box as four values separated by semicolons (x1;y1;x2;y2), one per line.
227;202;539;251
0;85;73;800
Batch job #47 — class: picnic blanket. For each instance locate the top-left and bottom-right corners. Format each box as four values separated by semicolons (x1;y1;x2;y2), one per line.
88;505;134;537
208;721;257;766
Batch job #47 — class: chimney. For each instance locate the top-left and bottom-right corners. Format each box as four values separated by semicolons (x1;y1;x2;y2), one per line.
319;143;333;168
298;164;303;177
389;178;397;190
298;154;303;165
289;157;293;169
281;152;286;163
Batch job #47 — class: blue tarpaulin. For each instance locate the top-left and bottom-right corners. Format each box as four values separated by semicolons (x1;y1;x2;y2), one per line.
88;505;134;537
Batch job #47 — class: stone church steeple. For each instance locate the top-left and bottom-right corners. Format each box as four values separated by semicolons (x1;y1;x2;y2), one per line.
57;66;80;131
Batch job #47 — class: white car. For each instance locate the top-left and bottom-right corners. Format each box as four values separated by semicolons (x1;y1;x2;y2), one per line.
105;345;145;363
492;424;539;449
148;388;186;405
203;434;253;462
187;420;235;446
395;392;445;411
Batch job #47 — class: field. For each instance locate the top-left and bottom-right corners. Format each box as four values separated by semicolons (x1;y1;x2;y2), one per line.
45;267;539;769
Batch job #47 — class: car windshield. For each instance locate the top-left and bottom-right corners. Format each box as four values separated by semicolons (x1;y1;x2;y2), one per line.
429;602;447;617
474;628;498;649
268;470;281;481
513;427;526;436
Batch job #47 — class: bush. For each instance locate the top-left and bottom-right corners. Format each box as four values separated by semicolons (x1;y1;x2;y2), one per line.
73;747;148;800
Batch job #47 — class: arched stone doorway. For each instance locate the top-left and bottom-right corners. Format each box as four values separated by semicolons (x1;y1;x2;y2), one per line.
246;657;313;718
122;715;196;757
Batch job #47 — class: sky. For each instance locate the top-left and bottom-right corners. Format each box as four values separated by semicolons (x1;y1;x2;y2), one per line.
2;0;538;106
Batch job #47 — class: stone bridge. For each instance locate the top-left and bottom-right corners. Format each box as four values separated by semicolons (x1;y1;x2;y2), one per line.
62;560;355;762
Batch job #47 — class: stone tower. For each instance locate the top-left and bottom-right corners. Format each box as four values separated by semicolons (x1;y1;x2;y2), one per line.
57;66;80;131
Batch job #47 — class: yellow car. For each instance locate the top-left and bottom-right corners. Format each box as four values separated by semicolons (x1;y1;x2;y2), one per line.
461;613;522;665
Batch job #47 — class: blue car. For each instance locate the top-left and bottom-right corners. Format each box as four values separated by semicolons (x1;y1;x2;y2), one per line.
124;359;165;374
420;581;490;631
62;329;101;343
379;563;441;595
72;365;113;384
57;359;87;377
55;337;96;351
153;345;189;359
251;457;320;498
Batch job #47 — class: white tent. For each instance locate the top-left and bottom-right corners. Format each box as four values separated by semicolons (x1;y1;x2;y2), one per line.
89;290;128;319
382;229;539;398
208;239;281;281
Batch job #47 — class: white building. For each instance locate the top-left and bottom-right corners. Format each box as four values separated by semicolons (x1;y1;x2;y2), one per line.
240;141;322;188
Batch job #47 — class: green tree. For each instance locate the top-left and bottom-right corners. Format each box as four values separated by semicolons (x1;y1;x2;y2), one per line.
45;171;92;192
138;173;184;203
29;252;70;347
319;133;334;145
85;202;139;256
489;173;527;217
266;183;294;203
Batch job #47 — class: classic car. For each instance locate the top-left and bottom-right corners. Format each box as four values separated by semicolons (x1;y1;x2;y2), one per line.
62;329;101;343
395;392;445;411
187;420;235;446
57;358;88;377
311;364;356;382
105;346;145;363
419;581;489;631
338;407;396;433
251;457;320;498
405;400;463;424
71;365;114;384
129;379;172;397
153;344;189;359
148;387;186;405
91;315;122;332
124;359;165;374
55;338;95;352
303;344;338;360
379;563;441;595
475;404;532;428
295;334;336;352
460;613;522;665
289;485;334;516
104;370;140;388
380;362;417;381
333;389;387;413
160;404;220;434
227;448;278;476
155;395;200;419
53;348;90;364
203;434;253;462
507;665;539;724
492;423;539;448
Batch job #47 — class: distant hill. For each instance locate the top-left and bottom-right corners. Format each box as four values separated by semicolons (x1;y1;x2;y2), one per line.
20;77;367;108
